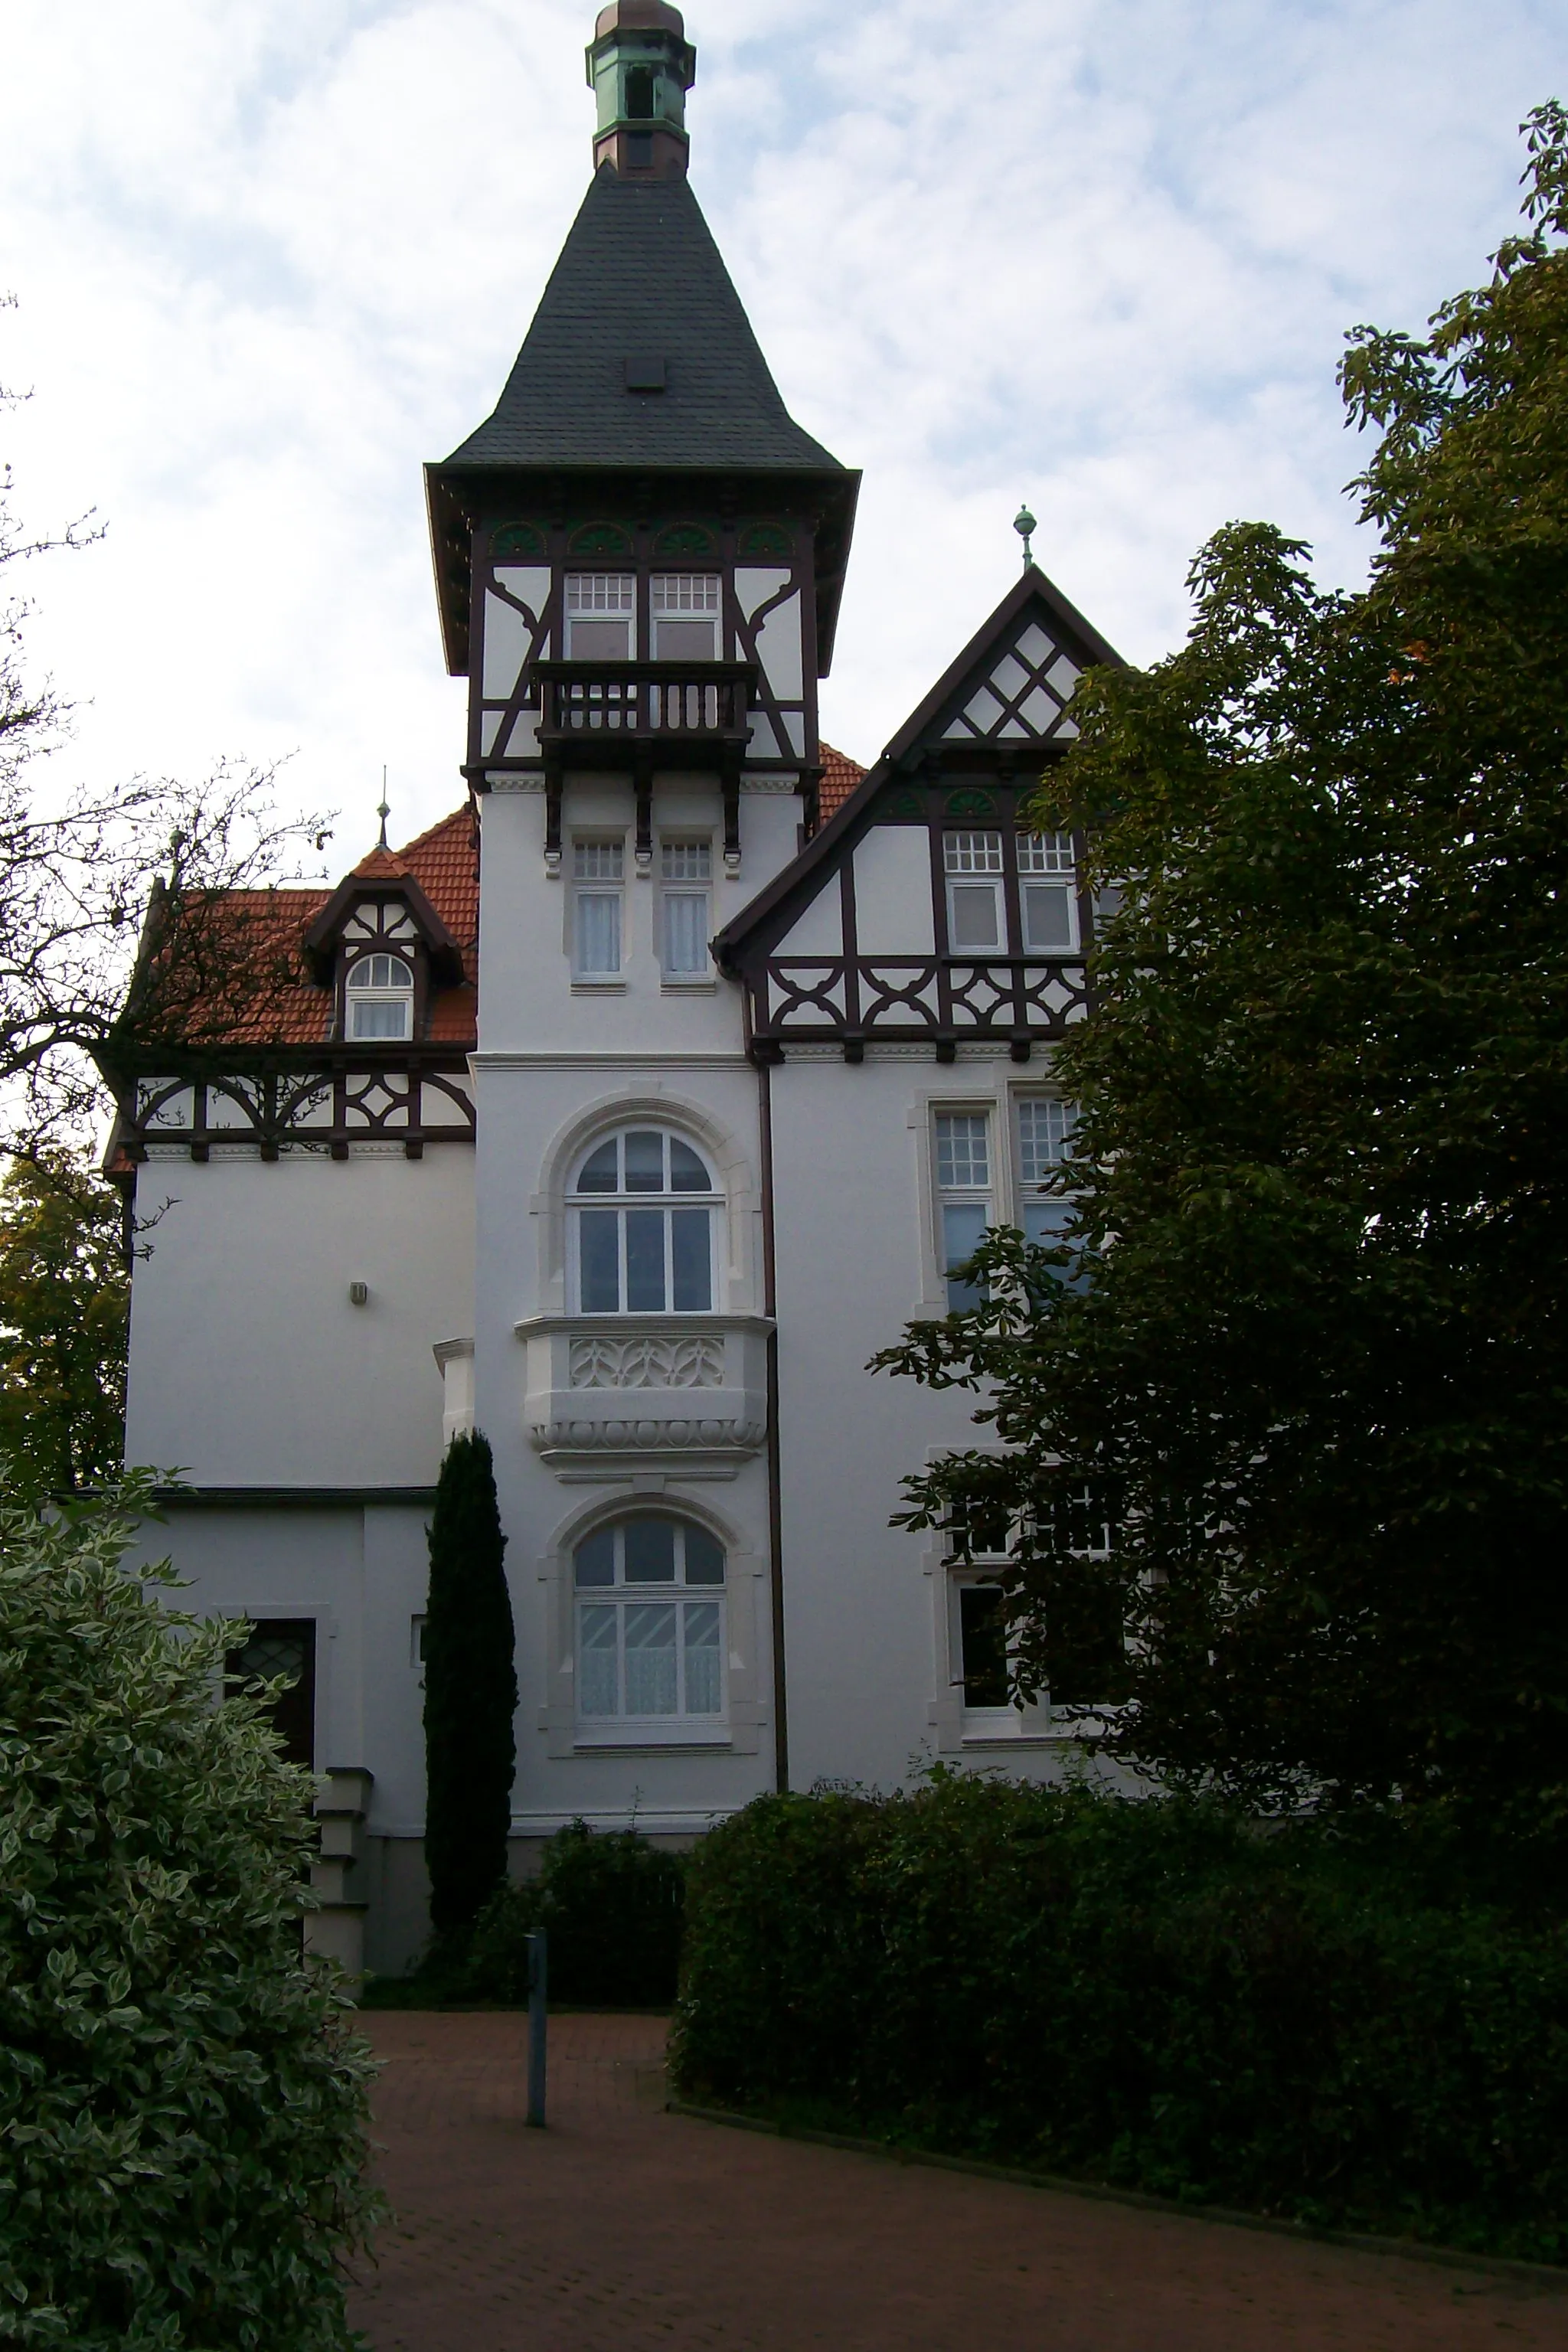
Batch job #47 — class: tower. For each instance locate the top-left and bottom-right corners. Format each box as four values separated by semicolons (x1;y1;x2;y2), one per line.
423;0;859;870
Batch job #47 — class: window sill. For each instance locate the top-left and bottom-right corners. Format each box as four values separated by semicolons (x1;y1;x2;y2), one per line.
573;1728;731;1750
660;975;717;992
571;978;629;993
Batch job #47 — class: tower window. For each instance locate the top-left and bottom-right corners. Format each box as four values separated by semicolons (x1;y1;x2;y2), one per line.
652;574;720;661
567;573;635;660
625;65;655;119
345;952;414;1041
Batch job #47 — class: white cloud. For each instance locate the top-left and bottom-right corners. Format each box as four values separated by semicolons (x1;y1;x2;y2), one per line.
0;0;1560;851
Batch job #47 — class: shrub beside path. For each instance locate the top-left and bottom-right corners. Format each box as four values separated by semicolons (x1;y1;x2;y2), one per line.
348;2014;1565;2350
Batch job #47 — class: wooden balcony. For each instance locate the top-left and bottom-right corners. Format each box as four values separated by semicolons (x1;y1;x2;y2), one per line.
534;660;756;769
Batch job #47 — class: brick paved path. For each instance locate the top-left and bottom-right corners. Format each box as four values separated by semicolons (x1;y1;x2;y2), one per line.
348;2013;1564;2351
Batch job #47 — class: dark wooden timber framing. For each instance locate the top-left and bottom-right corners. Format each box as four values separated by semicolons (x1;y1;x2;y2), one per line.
713;563;1127;1066
113;1048;476;1167
449;482;846;813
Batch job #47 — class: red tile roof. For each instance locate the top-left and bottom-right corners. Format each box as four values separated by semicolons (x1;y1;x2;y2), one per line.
818;741;867;824
165;807;479;1050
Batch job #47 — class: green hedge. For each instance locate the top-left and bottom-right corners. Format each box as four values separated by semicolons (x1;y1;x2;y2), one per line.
670;1778;1568;2262
461;1821;685;2007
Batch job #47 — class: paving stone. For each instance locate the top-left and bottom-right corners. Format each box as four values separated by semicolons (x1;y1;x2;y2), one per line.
348;2013;1565;2350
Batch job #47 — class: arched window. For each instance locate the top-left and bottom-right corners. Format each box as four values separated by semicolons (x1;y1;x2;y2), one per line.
570;1126;717;1313
346;952;414;1041
573;1514;724;1728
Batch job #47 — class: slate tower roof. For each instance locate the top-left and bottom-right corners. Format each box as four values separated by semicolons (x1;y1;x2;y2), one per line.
441;166;843;476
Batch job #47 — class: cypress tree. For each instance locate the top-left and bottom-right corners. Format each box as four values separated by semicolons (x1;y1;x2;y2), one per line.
423;1430;518;1936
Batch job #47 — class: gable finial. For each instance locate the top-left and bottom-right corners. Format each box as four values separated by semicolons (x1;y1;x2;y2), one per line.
1014;503;1037;570
376;768;390;852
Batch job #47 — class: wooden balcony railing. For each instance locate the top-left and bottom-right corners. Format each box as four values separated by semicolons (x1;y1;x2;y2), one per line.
534;661;755;746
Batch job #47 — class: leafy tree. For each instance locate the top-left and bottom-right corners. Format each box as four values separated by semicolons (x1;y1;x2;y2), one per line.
0;1151;127;1500
878;103;1568;1821
423;1430;518;1936
0;1476;381;2347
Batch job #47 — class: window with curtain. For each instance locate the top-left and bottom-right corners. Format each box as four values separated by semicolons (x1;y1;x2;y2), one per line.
661;838;712;978
345;952;414;1040
573;1514;726;1733
573;838;624;976
570;1125;717;1312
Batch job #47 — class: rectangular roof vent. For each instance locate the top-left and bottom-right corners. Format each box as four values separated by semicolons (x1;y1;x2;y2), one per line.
623;353;667;392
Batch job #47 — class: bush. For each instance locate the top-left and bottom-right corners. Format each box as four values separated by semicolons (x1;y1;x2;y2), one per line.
0;1481;381;2348
671;1775;1568;2262
466;1821;685;2007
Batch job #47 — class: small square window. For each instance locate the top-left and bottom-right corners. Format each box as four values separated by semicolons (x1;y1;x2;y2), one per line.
574;839;625;881
937;1113;990;1191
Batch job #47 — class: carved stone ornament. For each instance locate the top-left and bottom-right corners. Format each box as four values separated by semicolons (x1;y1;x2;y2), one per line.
570;1334;725;1389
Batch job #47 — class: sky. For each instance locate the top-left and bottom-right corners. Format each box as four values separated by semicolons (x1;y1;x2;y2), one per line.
1;0;1561;870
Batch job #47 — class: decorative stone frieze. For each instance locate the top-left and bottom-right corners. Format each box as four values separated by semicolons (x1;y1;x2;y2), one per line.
515;1313;773;1479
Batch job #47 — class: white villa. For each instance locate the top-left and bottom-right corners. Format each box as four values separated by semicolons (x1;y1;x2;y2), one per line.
115;0;1124;1973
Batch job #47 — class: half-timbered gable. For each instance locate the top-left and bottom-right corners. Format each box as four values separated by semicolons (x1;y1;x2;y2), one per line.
714;564;1122;1063
112;811;479;1165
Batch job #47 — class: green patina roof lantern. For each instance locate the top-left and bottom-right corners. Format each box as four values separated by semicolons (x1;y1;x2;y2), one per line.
587;0;698;181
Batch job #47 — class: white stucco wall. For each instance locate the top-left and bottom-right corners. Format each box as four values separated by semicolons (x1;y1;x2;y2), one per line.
768;1050;1084;1793
123;1147;475;1488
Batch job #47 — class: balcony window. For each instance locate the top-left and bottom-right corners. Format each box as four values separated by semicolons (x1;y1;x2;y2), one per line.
652;573;720;659
571;1125;717;1312
575;1514;726;1733
345;952;414;1040
943;831;1004;950
567;573;635;659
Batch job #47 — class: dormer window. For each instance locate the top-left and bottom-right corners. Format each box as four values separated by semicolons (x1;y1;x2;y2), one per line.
346;952;415;1041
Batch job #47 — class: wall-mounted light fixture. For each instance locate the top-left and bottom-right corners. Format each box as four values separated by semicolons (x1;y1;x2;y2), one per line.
348;1281;370;1308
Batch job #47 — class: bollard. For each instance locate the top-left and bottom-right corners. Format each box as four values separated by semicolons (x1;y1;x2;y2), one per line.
526;1929;547;2128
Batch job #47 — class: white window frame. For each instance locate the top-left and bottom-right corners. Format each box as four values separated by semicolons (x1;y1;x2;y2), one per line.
565;571;636;659
934;1108;992;1312
572;1515;728;1746
651;573;721;661
659;837;713;983
943;830;1006;953
1014;1094;1080;1257
568;1125;720;1315
1017;831;1080;952
571;836;626;982
345;950;415;1042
